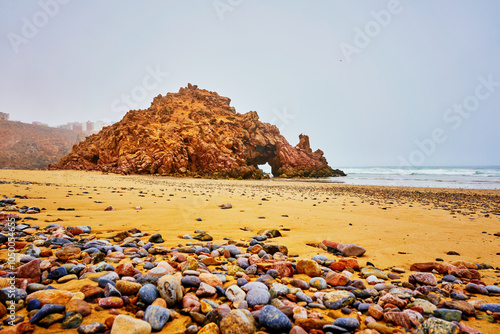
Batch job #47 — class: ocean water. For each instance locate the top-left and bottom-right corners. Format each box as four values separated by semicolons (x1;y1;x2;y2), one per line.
330;166;500;189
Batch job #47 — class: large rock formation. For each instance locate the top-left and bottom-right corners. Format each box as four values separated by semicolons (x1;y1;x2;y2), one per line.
50;84;345;178
0;119;80;170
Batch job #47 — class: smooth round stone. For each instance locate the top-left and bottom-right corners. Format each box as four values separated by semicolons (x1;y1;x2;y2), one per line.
296;292;312;303
479;303;500;313
214;274;227;284
241;282;268;292
357;303;370;312
98;272;119;282
236;258;249;269
323;324;349;333
486;285;500;294
66;299;92;316
433;309;462;322
258;305;292;333
237;278;248;287
220;309;256;334
323;291;356;309
145;267;167;282
333;317;360;331
244;264;258;275
25;289;73;305
225;245;241;257
116;280;142;295
77;322;107;334
466;283;489;295
312;255;328;264
442;275;458;282
183;270;200;276
27;283;46;294
181;276;201;288
99;297;124;308
38;313;64;328
361;267;388;280
226;285;246;302
266;269;279;278
420;318;459;334
109;314;152;334
104;264;116;271
246;288;270;308
144;305;170;331
30;304;66;324
374;283;395;291
98;278;116;289
47;267;68;280
58;274;78;283
450;292;468;300
309;277;327;290
143;262;154;270
62;312;83;329
157;275;183;307
269;283;289;299
27;298;41;312
290;279;309;290
139;284;160;305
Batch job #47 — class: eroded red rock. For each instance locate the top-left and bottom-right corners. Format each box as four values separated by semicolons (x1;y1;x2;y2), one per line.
49;85;344;179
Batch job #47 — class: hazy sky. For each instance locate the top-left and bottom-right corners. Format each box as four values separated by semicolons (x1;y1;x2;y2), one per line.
1;1;499;167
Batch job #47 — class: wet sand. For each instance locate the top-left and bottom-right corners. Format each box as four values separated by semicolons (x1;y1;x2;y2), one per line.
0;170;499;333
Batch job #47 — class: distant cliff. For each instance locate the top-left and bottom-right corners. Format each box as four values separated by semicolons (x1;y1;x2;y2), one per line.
50;84;345;178
0;119;80;170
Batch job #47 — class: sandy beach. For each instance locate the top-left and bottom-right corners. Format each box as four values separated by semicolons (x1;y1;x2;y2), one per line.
1;170;499;333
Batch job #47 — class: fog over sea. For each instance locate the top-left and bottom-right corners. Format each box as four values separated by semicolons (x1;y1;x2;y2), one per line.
331;166;500;189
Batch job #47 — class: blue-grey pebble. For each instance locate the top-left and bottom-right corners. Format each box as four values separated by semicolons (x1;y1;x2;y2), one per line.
246;288;270;308
181;276;201;288
139;284;160;305
258;305;292;332
144;305;170;331
333;317;360;331
29;304;65;324
77;322;107;334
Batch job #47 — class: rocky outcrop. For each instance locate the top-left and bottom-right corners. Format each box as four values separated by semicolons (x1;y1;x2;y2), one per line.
0;119;80;170
50;84;345;178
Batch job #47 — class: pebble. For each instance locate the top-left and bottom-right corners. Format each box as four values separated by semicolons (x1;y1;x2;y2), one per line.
245;288;270;307
143;305;170;331
61;311;83;329
323;291;356;309
219;309;256;334
29;304;65;324
138;283;160;305
110;314;152;334
333;317;360;331
258;305;293;332
38;313;65;328
157;275;183;307
77;322;107;334
309;277;327;290
433;308;463;322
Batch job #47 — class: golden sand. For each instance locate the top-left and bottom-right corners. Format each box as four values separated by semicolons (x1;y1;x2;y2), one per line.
0;170;499;333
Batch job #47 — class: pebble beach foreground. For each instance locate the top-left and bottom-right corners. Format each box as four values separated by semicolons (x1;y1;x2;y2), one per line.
0;170;499;334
